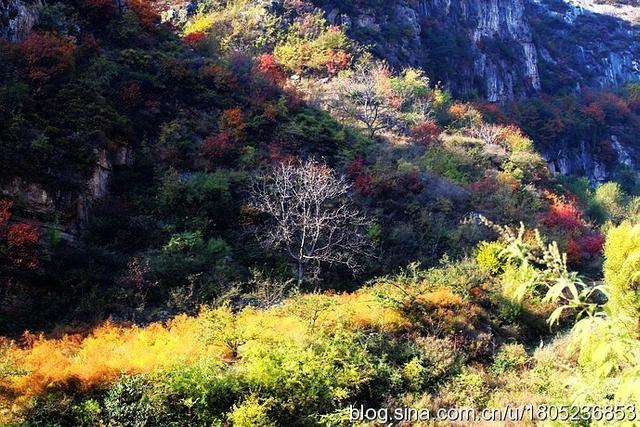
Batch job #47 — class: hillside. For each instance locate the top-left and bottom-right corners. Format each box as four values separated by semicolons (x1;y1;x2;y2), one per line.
1;0;640;425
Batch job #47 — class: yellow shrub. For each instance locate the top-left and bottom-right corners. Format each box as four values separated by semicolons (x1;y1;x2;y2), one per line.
5;315;222;402
228;396;275;427
2;274;482;419
603;222;640;314
475;241;505;275
184;13;216;35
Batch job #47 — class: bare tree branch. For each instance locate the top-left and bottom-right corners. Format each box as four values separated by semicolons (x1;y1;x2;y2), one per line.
249;159;372;283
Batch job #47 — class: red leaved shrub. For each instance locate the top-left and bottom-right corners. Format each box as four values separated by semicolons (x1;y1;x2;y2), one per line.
469;175;498;194
566;238;582;265
182;31;206;48
411;120;441;145
257;53;286;83
348;156;373;195
580;233;605;256
543;194;585;231
128;0;158;29
19;32;75;84
7;223;39;269
267;140;296;164
202;132;236;161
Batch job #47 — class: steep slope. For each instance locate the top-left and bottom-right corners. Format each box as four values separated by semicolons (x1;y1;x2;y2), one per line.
314;0;640;101
5;0;640;100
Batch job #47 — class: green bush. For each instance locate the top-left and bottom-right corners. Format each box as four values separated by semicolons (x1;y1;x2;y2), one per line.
238;331;372;422
103;375;159;427
491;343;528;374
71;399;102;427
422;146;474;184
159;359;239;425
589;181;627;225
442;368;488;407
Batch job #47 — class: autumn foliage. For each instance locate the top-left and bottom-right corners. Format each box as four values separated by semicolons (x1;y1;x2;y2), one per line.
543;194;585;231
7;223;40;269
182;31;206;48
201;107;248;162
0;200;39;269
325;49;351;75
128;0;159;29
19;32;75;84
257;53;287;83
0;278;472;406
201;132;236;161
411;120;441;145
218;107;247;141
2;315;219;401
348;156;373;195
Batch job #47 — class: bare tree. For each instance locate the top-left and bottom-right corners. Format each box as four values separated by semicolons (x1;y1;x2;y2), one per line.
469;124;503;146
330;61;395;139
250;159;371;283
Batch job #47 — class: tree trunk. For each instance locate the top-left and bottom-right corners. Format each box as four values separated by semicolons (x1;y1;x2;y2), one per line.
297;261;305;285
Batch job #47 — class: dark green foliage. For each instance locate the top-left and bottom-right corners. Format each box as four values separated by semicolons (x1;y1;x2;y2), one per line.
282;108;346;160
104;376;159;427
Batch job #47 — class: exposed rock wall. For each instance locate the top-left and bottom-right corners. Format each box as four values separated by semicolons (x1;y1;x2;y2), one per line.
541;134;639;184
320;0;640;101
324;0;540;101
1;143;131;233
0;0;41;42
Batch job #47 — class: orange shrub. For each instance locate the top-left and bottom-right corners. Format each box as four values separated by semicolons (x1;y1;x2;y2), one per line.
19;32;75;84
448;103;467;120
219;107;247;141
3;315;222;402
128;0;158;29
325;49;351;75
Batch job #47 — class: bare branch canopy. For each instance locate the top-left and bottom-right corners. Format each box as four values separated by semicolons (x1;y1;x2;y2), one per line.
249;159;372;283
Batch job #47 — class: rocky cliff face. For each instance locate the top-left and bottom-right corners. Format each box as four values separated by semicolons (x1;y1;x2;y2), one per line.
530;0;640;94
542;135;638;183
323;0;540;101
0;143;132;235
0;0;41;42
320;0;640;101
